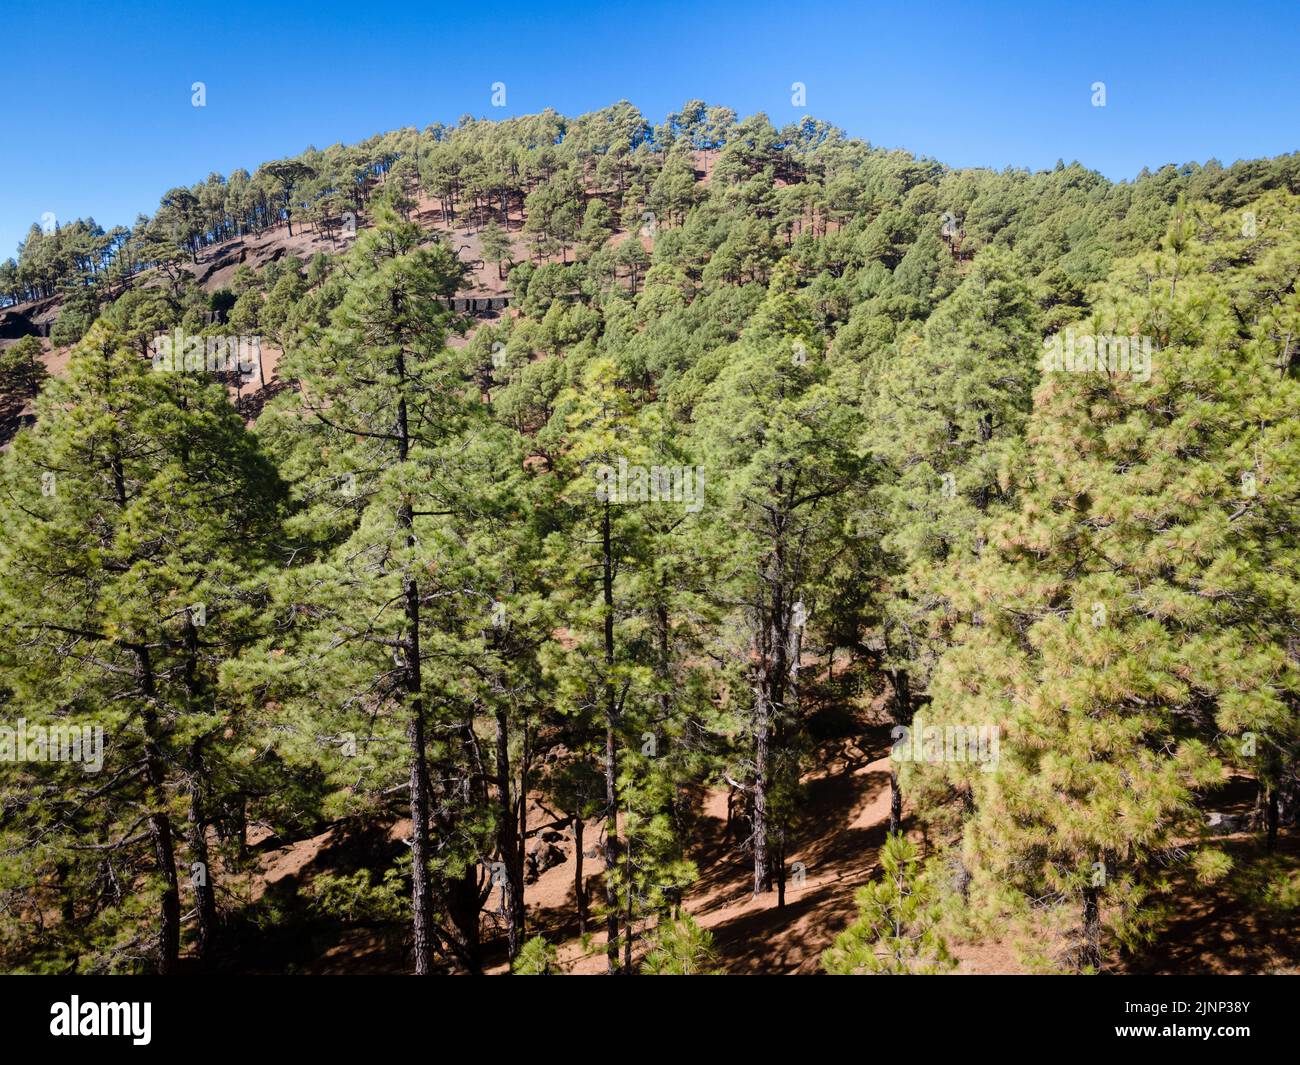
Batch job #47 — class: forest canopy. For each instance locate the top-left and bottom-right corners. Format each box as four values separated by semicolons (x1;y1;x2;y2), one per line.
1;100;1297;977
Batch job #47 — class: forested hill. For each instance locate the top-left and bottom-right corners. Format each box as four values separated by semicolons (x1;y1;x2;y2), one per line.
0;101;1297;976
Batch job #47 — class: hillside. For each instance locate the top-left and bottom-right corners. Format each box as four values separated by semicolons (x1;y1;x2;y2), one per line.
1;102;1298;980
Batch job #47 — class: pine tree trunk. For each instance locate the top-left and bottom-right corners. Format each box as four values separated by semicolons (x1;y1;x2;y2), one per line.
573;815;587;934
777;611;803;911
405;679;434;975
623;812;634;973
186;741;219;965
136;648;180;975
494;704;525;960
181;619;219;964
444;865;484;973
395;355;434;975
752;519;790;899
1267;784;1280;853
889;766;902;836
887;669;912;836
775;827;786;909
1080;885;1103;972
752;683;770;898
601;503;622;974
235;796;248;861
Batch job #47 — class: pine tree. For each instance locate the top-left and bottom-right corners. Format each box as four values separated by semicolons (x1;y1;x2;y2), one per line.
640;914;719;974
862;249;1041;833
924;195;1300;970
541;357;658;973
512;934;564;974
479;217;512;280
0;334;48;400
249;208;495;973
694;262;867;902
541;355;717;970
821;833;955;975
0;318;285;972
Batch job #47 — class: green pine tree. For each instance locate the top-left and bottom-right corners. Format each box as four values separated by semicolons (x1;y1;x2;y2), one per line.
822;832;956;975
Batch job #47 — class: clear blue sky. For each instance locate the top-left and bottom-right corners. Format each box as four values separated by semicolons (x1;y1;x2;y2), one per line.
3;0;1298;260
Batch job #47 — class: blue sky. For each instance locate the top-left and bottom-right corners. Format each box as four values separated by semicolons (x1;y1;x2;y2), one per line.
2;0;1298;260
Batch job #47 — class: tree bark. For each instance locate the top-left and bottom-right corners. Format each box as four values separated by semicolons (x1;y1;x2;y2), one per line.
493;704;525;960
886;669;912;836
405;672;434;975
180;617;219;965
752;504;790;899
136;648;181;975
1266;784;1280;854
573;815;587;934
186;740;219;965
395;343;434;976
752;682;770;898
623;802;634;973
1080;884;1103;972
601;502;622;974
